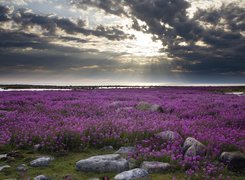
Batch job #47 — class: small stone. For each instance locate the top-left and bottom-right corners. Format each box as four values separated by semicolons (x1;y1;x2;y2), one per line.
141;161;172;173
115;146;136;156
30;156;54;167
220;151;245;171
0;165;11;171
155;131;180;141
33;175;49;180
101;146;114;151
114;168;149;180
34;144;41;151
0;154;7;160
76;154;129;173
183;137;206;157
16;164;28;171
150;104;164;113
136;102;163;113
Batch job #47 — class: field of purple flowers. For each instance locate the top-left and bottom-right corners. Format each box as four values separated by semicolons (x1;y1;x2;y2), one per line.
0;87;244;177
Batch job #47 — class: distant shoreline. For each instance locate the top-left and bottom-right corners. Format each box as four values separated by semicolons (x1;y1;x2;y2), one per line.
0;84;244;92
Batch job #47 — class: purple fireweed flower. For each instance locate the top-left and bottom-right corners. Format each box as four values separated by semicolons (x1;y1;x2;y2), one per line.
0;87;244;177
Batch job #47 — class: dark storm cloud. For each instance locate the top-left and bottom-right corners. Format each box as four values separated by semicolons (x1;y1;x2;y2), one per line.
73;0;245;75
0;5;134;41
0;31;47;49
0;3;137;81
194;4;245;32
0;5;11;21
170;4;245;73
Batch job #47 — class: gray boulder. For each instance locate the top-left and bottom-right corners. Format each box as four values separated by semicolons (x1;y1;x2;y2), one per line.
136;102;163;113
76;154;129;173
30;156;54;167
115;146;136;156
183;137;206;157
220;151;245;171
0;154;7;160
141;161;172;173
33;175;49;180
33;144;41;151
114;168;149;180
150;104;164;113
16;164;28;171
155;131;180;141
0;165;10;171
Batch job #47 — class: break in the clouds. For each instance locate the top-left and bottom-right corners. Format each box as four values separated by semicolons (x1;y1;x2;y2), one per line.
0;0;244;85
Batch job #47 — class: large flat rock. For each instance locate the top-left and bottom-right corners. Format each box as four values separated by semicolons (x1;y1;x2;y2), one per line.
155;130;180;141
76;154;129;173
30;156;54;167
114;168;149;180
136;102;163;113
141;161;172;173
183;137;206;157
220;151;245;171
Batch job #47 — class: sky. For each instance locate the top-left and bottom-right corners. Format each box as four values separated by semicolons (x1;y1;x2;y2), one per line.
0;0;244;85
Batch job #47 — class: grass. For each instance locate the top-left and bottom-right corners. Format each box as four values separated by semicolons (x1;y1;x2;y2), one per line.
0;148;244;180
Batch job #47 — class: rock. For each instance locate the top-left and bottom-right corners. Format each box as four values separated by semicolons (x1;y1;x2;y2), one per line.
34;175;49;180
150;104;164;113
183;137;206;157
0;151;21;162
136;102;163;113
34;144;41;151
155;131;180;141
16;164;28;171
185;144;206;157
219;151;245;171
114;168;149;180
101;146;114;151
141;161;172;173
0;165;11;171
76;154;129;173
30;156;54;167
0;154;7;160
115;146;136;156
88;178;100;180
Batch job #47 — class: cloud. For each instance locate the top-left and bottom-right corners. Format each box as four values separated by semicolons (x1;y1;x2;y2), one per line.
0;5;12;21
0;4;134;41
0;1;244;84
73;0;245;75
